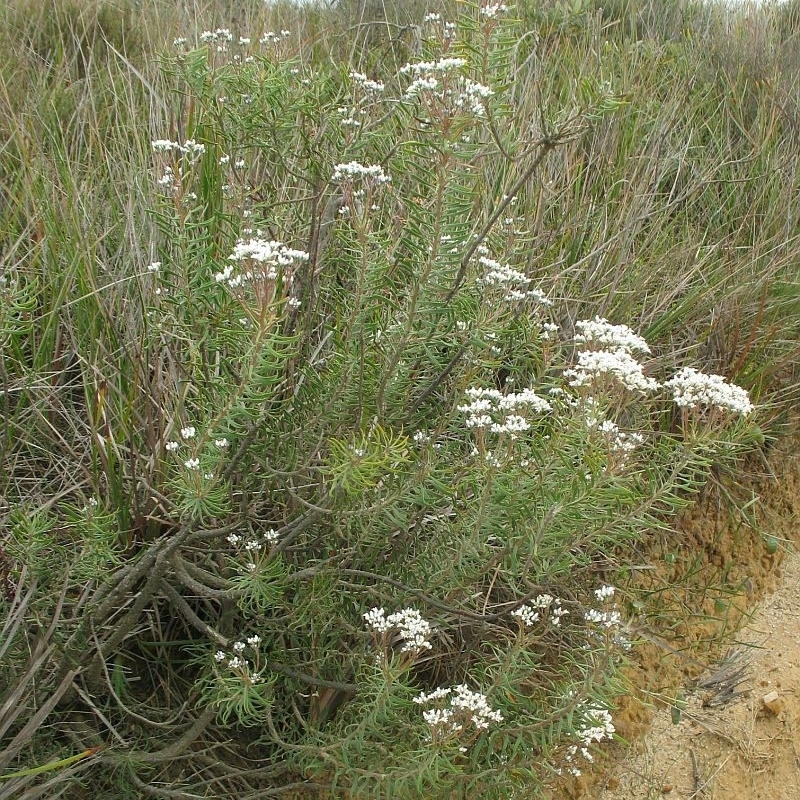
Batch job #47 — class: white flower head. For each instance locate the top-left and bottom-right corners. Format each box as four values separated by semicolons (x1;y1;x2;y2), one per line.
594;585;615;602
363;607;389;632
564;349;659;394
476;256;551;304
511;604;540;627
664;367;753;415
364;606;433;653
574;317;651;354
350;70;385;93
458;386;552;436
332;161;391;185
416;684;503;740
480;3;509;18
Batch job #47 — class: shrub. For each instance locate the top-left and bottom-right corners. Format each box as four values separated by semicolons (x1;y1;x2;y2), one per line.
0;2;784;799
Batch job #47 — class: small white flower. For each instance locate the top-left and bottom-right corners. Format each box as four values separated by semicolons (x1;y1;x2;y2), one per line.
157;169;175;189
480;3;509;18
532;594;554;609
214;438;228;448
181;426;196;439
146;261;161;273
184;457;200;470
540;322;559;340
364;607;433;653
511;605;540;627
165;440;179;452
349;70;385;93
414;686;452;704
152;139;181;153
594;585;615;602
264;528;280;544
550;602;569;626
363;607;389;632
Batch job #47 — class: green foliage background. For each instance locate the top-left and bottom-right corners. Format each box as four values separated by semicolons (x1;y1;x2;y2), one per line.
1;0;799;797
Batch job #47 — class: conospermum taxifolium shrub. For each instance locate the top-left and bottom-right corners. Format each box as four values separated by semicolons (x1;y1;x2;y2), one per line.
0;4;765;799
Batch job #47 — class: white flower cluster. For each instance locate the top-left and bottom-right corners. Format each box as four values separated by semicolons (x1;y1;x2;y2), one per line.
454;78;495;117
511;604;540;627
331;161;391;185
594;585;615;602
349;70;385;94
511;594;570;628
422;13;457;38
480;3;510;18
564;348;659;394
563;705;616;776
227;529;280;549
664;367;754;415
458;387;552;437
584;586;631;651
476;255;552;305
595;419;644;461
566;319;658;395
400;57;467;76
400;59;493;118
215;238;309;290
584;607;624;629
213;635;264;685
200;28;233;44
157;166;175;190
259;30;291;45
540;322;559;341
574;317;651;354
227;528;280;572
229;238;309;265
151;138;206;161
363;607;433;653
414;684;503;739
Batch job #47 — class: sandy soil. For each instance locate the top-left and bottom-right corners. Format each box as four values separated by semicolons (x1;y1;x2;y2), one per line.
576;419;800;800
594;547;800;800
